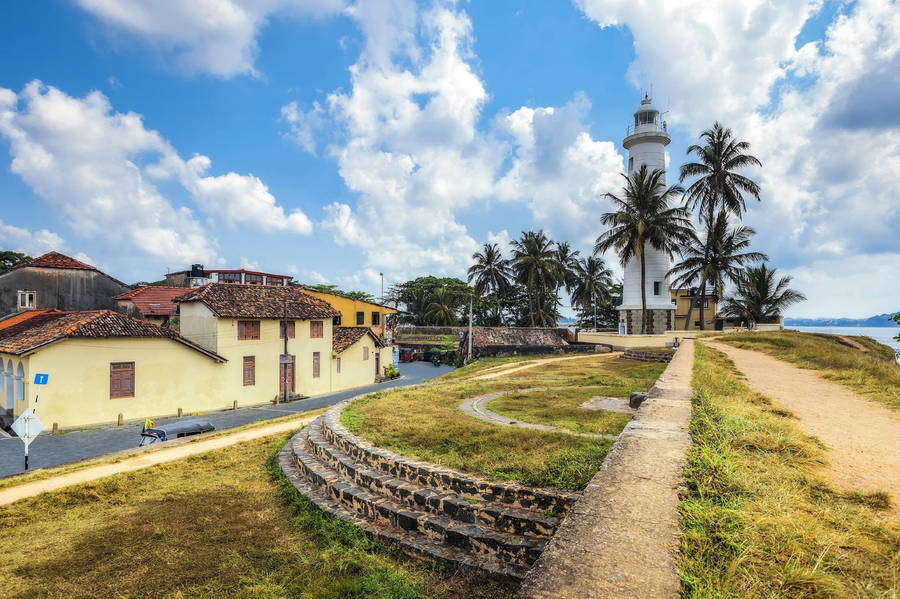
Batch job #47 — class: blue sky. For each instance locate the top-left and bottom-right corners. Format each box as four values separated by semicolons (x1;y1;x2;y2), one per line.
1;0;898;318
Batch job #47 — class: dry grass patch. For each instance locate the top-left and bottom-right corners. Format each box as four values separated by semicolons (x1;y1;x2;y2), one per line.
435;354;559;382
487;387;633;435
496;356;664;387
679;342;900;598
719;330;900;411
0;432;513;599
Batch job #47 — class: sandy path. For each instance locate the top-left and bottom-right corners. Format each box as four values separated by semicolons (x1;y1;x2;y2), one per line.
706;341;900;508
472;352;619;380
0;413;316;506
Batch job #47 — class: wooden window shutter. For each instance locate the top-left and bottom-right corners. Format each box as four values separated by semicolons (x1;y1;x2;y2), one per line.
356;311;365;325
243;356;255;386
280;321;295;339
110;362;135;399
310;320;323;338
313;352;321;378
363;346;369;360
238;320;260;340
336;357;341;374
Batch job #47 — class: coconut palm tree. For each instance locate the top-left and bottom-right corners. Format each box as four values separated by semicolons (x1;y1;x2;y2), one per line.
467;242;512;324
425;286;458;326
720;263;806;327
554;241;581;317
669;210;768;330
511;230;560;327
680;122;762;226
570;256;614;329
595;165;695;334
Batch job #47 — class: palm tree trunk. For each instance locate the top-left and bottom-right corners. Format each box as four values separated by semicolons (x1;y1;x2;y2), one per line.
699;282;707;330
528;281;535;327
640;249;647;335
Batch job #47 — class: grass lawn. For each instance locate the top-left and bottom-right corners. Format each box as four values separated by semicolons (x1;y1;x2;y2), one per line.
718;330;900;411
679;342;899;598
0;433;513;599
433;354;560;382
343;356;663;491
486;387;633;435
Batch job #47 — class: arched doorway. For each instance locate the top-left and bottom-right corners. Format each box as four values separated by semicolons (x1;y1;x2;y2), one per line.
15;362;25;403
5;361;12;410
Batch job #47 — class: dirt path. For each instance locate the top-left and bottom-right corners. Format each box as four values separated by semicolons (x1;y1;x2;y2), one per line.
0;413;316;506
706;341;900;509
472;352;619;380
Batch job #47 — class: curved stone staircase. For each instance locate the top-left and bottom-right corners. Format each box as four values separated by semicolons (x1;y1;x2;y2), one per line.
279;401;581;579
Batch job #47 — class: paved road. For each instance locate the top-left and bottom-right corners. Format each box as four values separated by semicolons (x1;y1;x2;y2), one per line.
0;362;452;478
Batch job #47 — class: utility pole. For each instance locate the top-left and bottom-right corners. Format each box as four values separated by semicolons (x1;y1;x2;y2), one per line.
593;288;597;330
467;293;473;362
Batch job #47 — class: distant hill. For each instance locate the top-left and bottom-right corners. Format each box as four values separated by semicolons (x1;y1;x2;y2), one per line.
785;313;899;327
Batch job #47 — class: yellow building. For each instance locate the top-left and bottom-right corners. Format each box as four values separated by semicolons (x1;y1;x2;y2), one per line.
1;284;393;430
301;288;396;338
670;287;719;330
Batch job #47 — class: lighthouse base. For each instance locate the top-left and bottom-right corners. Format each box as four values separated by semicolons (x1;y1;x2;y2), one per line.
618;308;674;335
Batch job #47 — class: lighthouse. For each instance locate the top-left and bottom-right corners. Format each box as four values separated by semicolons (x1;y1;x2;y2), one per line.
617;94;676;335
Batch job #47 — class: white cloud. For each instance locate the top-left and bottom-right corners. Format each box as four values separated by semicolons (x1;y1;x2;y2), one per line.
285;1;625;283
77;0;348;78
786;253;900;318
0;219;68;256
0;81;311;267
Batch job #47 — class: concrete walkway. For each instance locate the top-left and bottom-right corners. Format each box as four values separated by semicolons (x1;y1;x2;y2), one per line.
0;362;451;478
471;352;618;380
706;341;900;512
0;412;318;505
516;339;694;599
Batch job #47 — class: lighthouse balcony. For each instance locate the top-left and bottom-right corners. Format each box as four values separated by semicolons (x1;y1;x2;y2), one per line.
623;125;670;150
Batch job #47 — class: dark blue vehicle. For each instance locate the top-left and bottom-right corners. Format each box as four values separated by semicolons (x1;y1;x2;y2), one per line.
139;419;215;446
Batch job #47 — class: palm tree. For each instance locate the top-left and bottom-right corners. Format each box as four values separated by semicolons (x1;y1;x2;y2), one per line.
595;165;695;334
680;122;762;226
467;242;512;324
570;256;614;329
425;286;458;326
720;263;806;327
669;211;768;330
511;230;559;327
554;241;581;318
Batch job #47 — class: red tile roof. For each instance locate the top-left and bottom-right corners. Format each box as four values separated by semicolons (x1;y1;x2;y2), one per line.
113;286;185;316
11;251;97;271
0;310;225;360
333;326;385;353
175;283;340;320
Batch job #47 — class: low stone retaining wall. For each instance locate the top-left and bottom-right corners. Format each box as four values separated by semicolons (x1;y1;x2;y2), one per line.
622;348;674;363
280;398;581;580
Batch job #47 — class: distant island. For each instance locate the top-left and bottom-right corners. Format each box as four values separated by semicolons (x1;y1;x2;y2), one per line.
785;313;899;327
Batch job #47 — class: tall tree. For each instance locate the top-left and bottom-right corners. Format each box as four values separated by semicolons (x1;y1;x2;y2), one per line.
595;165;695;334
569;256;613;329
467;242;512;324
669;211;767;330
0;250;31;272
425;286;458;326
720;263;806;327
511;230;560;327
678;122;762;328
554;241;581;318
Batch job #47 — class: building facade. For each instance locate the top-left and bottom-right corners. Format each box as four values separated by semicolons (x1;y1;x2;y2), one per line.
165;265;292;287
113;285;186;326
0;252;131;316
617;95;677;335
671;287;719;331
301;288;396;339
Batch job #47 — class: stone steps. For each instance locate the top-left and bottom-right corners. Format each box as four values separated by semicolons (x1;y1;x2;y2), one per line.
280;401;583;579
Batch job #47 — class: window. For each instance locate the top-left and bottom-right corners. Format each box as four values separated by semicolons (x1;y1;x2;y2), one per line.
267;277;283;286
245;273;263;285
363;346;369;361
356;311;365;325
280;321;295;339
243;356;255;386
17;291;35;310
238;320;260;340
628;156;634;172
15;362;25;402
218;272;241;283
310;320;323;338
653;281;661;296
333;315;342;326
110;362;135;399
313;352;321;378
336;357;341;374
371;311;380;326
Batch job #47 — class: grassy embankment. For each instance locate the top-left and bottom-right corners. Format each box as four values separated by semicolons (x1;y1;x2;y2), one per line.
719;329;900;411
486;359;663;434
342;355;662;490
0;433;513;599
679;342;899;597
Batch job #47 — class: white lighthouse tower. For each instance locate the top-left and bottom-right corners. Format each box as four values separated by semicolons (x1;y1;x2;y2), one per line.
617;94;675;335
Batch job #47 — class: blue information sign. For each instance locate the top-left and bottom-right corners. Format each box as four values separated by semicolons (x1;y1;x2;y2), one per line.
33;373;49;385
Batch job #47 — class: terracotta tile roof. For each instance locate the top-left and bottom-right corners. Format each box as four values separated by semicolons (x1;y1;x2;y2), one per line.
0;309;56;331
113;286;185;316
11;251;97;271
333;326;385;353
175;283;340;320
0;310;225;361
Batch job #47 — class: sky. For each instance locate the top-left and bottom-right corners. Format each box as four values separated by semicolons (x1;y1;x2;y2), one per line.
0;0;898;319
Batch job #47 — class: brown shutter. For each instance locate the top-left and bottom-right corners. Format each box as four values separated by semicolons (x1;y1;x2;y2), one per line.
239;320;260;340
243;356;255;386
280;321;295;339
313;352;320;378
310;321;323;338
363;346;369;360
110;362;135;399
336;357;341;374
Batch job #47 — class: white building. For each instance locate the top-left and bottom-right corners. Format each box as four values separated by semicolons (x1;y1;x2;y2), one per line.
617;94;676;335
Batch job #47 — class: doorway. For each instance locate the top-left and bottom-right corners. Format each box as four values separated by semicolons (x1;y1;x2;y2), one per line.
279;356;295;395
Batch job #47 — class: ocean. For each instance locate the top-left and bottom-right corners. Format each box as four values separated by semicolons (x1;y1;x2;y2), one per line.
786;326;900;352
